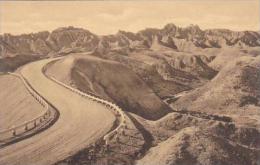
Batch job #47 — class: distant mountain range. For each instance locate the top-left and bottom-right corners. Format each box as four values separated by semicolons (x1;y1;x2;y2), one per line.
1;23;260;57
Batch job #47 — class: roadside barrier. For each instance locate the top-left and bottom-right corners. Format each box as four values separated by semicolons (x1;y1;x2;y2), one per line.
47;76;127;146
0;72;55;143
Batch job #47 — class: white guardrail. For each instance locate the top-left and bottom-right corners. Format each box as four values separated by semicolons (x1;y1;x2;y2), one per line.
0;72;54;142
47;76;127;146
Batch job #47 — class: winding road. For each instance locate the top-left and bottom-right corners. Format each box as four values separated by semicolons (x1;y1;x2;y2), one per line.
0;58;116;165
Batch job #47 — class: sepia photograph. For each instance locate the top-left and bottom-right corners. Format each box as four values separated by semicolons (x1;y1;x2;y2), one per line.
0;0;259;165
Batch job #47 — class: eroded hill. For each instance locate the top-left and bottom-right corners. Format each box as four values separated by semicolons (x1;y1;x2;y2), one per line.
171;55;260;127
46;55;171;120
2;23;260;165
1;24;260;58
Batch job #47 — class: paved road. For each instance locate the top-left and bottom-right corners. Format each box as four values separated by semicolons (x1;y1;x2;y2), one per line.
0;58;115;165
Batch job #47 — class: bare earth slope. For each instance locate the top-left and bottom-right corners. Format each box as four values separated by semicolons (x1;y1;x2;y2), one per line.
0;74;44;130
171;56;260;127
137;127;259;165
46;54;171;120
1;23;260;165
44;51;260;165
0;58;115;165
208;47;260;70
0;55;40;72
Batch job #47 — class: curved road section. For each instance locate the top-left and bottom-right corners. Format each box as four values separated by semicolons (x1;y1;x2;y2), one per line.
0;58;115;165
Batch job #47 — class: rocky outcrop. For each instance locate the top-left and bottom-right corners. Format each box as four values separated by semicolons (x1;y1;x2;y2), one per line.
1;24;259;57
46;26;99;52
0;31;50;57
171;55;260;126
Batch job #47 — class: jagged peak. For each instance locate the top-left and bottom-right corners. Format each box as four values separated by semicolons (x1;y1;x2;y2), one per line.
117;30;135;36
186;24;200;29
163;23;177;30
117;30;127;34
138;27;160;33
1;31;50;38
51;26;93;34
205;28;234;35
1;23;260;58
185;24;202;33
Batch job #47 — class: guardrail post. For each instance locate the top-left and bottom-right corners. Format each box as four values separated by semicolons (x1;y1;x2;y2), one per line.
105;139;109;146
122;124;127;129
89;148;95;160
104;144;109;153
12;129;16;136
34;120;37;127
44;112;49;119
25;124;28;131
120;129;125;136
88;151;92;160
115;134;120;142
47;111;50;117
123;120;126;124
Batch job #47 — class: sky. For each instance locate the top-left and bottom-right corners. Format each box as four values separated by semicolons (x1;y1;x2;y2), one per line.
0;0;260;35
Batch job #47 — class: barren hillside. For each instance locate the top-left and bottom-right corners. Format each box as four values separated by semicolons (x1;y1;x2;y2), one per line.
1;23;260;165
171;55;260;127
46;54;171;120
137;127;259;165
1;24;260;58
0;74;44;129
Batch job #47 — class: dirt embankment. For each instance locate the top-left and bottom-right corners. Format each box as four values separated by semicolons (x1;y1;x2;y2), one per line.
171;55;260;127
0;55;41;72
0;74;44;130
104;50;217;98
45;50;260;165
0;58;116;165
137;126;260;165
46;54;171;120
132;110;260;165
135;54;260;165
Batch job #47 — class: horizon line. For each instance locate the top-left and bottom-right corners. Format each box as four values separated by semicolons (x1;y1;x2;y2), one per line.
1;23;259;36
